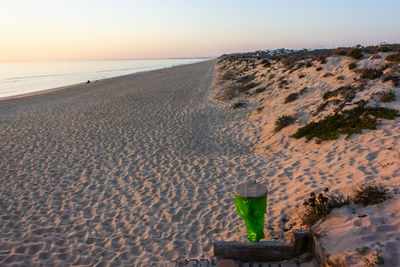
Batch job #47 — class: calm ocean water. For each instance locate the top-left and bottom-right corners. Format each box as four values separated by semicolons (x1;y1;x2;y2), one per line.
0;58;208;98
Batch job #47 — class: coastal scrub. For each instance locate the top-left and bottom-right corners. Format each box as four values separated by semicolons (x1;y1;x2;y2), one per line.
292;106;399;143
301;188;350;228
301;184;391;228
274;115;296;132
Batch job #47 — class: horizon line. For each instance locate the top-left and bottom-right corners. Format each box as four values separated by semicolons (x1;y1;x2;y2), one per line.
0;56;215;64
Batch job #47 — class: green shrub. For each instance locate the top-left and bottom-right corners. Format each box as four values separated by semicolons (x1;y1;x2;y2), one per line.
347;48;363;59
361;68;383;79
353;184;391;206
284;93;299;103
380;90;396;102
292;106;399;143
274;115;296;132
298;74;305;79
348;62;357;70
316;66;323;71
305;61;313;68
385;53;400;62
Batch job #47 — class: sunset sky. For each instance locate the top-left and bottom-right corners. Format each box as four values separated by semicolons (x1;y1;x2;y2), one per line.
1;0;400;62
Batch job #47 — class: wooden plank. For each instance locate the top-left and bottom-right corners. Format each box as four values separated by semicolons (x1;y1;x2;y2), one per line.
213;241;294;262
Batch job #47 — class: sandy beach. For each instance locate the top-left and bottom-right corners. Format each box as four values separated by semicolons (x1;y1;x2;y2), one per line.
2;1;399;266
0;60;271;265
2;48;400;266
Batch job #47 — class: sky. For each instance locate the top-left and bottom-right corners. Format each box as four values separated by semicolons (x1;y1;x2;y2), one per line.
1;0;400;62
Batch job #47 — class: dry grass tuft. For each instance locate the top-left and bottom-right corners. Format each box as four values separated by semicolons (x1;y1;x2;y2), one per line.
353;184;391;206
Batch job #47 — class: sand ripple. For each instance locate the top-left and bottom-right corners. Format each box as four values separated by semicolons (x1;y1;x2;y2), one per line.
0;61;269;265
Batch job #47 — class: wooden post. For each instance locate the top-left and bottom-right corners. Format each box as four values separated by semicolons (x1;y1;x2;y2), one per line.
293;229;311;256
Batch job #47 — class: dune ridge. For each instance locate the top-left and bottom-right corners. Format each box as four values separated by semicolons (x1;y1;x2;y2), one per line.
214;48;400;265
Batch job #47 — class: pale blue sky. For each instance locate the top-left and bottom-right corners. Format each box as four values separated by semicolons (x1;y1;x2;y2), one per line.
1;0;400;61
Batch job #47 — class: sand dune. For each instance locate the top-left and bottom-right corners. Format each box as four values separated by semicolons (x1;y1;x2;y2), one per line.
0;60;273;265
214;50;400;265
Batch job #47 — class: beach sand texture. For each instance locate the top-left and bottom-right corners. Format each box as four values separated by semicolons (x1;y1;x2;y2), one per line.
0;61;269;265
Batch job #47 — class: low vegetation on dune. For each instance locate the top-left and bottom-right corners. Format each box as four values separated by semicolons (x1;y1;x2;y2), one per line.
352;184;391;206
300;184;391;228
383;74;400;87
214;44;400;266
385;53;400;62
322;72;334;77
292;107;399;143
274;115;296;132
301;188;350;228
215;43;400;143
305;61;313;68
361;68;383;80
348;62;357;70
218;70;235;82
215;82;259;101
380;90;396;102
347;47;363;59
284;92;299;103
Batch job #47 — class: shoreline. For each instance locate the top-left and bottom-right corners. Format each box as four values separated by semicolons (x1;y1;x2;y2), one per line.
0;59;211;102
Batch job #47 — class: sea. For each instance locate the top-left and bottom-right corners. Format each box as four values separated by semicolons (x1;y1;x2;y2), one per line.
0;58;208;98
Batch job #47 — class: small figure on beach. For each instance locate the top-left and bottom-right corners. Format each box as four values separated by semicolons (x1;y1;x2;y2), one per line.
87;80;90;84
